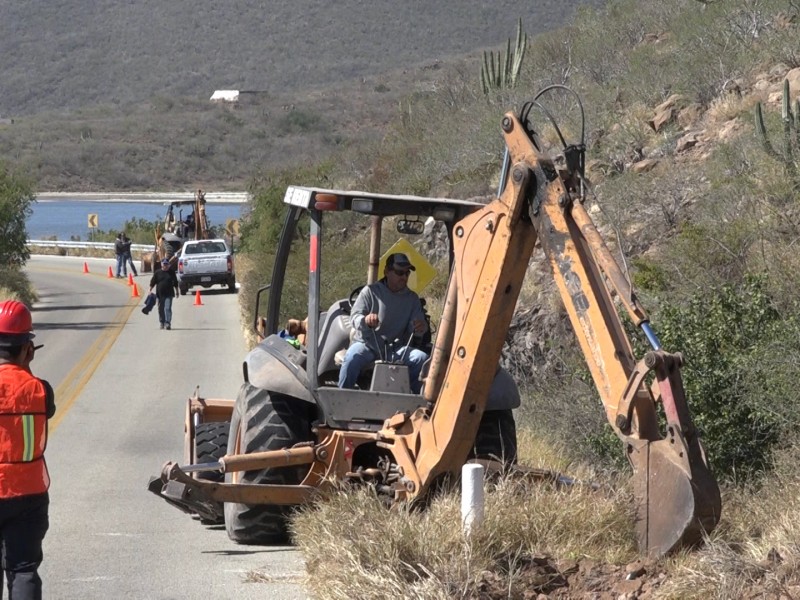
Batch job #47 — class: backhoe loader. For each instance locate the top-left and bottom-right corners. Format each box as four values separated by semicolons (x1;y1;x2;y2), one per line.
141;189;213;272
149;88;721;558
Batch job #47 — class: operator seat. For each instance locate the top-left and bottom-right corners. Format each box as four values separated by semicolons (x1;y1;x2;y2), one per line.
317;299;352;378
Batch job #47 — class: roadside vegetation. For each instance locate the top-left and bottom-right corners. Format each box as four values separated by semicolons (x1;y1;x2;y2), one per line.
238;0;800;596
0;163;36;305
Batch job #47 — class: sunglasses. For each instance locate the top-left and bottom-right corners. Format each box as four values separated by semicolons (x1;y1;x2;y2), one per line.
391;268;411;277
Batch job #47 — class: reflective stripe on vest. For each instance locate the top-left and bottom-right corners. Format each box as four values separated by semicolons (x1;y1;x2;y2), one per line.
23;413;35;462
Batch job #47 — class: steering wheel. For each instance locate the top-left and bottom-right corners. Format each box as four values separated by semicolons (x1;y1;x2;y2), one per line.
348;285;364;307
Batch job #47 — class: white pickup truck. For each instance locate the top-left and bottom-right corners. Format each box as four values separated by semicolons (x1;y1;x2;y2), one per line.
177;239;236;295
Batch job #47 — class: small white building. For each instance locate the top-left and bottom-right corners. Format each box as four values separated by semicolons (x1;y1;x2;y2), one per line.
210;90;240;102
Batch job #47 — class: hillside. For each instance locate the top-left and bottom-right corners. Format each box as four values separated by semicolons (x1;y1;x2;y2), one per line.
0;0;602;117
0;1;603;192
236;0;800;596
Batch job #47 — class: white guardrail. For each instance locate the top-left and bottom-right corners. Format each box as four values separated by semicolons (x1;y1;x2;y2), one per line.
26;240;152;252
35;192;248;204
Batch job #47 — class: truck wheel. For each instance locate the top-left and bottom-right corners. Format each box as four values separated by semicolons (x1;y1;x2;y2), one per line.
227;275;237;293
224;383;313;545
469;409;518;465
194;421;229;525
179;282;188;296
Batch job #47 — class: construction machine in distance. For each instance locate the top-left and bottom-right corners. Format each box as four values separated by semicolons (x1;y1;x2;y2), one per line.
141;189;213;273
149;87;721;558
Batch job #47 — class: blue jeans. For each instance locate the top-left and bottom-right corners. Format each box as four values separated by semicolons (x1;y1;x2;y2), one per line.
123;252;138;276
115;254;125;276
338;341;428;393
157;296;173;326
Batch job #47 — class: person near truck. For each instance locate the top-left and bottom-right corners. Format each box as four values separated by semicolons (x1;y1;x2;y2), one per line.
148;258;180;330
338;253;428;393
121;234;138;277
0;300;55;599
114;232;126;278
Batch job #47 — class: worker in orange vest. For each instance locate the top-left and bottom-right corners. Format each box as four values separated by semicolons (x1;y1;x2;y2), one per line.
0;300;55;600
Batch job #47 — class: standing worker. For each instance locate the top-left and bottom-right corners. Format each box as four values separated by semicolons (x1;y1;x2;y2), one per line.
121;234;138;277
148;258;180;330
0;300;55;599
114;233;126;278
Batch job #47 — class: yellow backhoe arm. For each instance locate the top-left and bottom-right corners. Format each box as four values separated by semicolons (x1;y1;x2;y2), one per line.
384;111;720;557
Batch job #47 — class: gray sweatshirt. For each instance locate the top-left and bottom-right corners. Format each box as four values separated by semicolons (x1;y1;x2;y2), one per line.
351;279;427;356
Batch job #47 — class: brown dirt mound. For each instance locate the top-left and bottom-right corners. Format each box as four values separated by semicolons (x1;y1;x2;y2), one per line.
475;556;667;599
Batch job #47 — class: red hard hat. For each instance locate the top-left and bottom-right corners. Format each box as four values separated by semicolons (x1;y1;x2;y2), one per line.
0;300;35;344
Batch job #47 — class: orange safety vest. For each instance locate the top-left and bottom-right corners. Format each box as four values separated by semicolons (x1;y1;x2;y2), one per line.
0;363;50;498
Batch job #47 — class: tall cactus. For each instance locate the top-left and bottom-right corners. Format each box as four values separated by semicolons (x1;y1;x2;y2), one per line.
481;18;527;94
754;78;800;180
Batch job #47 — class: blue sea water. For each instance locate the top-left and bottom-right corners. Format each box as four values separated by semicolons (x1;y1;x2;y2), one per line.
27;200;247;241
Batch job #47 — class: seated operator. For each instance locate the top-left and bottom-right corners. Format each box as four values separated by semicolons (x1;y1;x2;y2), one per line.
338;253;428;393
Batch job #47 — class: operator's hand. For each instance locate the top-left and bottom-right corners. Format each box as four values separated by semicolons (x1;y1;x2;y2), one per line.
411;319;426;335
364;313;380;328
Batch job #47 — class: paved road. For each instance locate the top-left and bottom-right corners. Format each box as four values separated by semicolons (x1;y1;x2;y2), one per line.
26;256;308;600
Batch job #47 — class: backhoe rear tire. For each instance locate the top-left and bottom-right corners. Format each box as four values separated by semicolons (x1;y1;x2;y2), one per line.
194;421;229;525
224;383;313;545
470;409;518;465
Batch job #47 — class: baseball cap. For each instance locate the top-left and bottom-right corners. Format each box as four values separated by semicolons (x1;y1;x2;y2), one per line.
386;253;415;271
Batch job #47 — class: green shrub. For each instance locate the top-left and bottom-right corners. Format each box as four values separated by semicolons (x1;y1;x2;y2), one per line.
0;266;37;306
276;109;324;137
0;162;35;268
645;276;790;480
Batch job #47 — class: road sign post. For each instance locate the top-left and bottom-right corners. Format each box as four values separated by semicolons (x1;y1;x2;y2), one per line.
88;213;98;241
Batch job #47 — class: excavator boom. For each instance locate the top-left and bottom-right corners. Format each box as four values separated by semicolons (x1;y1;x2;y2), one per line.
385;108;720;557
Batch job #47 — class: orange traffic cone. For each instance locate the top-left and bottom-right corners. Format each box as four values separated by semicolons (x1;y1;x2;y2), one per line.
127;273;134;286
131;283;140;298
107;266;114;278
83;262;89;274
193;290;203;306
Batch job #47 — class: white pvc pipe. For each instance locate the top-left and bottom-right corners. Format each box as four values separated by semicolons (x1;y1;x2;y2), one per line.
461;463;485;535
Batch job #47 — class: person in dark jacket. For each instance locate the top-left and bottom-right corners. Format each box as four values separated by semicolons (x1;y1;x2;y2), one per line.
114;233;126;278
0;300;55;600
148;259;180;330
121;234;138;277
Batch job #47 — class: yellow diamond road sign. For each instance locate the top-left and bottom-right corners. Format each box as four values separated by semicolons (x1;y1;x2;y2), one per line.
380;238;437;294
88;213;98;228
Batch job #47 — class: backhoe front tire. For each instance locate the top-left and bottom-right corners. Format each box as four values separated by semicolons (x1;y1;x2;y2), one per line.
194;421;229;483
194;421;229;525
224;383;313;545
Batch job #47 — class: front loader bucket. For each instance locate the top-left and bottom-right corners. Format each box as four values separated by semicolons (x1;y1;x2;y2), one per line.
629;433;721;558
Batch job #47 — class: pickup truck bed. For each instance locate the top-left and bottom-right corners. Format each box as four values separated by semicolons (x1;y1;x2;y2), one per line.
177;239;236;294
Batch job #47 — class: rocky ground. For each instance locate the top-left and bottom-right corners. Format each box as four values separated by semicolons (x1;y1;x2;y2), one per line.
475;551;800;599
476;556;668;599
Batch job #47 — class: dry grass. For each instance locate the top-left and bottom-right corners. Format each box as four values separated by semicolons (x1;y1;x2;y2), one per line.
658;479;800;597
290;436;800;598
0;266;37;306
292;445;637;599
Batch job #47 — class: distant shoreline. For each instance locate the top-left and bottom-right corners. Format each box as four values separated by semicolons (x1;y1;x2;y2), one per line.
36;192;248;204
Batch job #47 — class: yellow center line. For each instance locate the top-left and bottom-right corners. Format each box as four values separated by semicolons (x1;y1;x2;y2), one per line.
49;295;141;433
